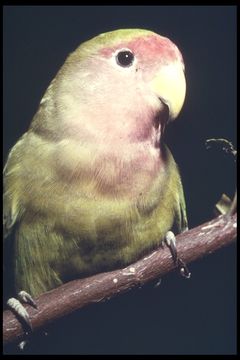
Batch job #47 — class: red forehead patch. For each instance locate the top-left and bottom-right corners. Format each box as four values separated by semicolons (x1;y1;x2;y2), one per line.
100;34;183;65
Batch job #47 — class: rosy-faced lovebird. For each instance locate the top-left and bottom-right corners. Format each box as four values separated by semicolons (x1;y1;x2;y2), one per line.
3;29;187;298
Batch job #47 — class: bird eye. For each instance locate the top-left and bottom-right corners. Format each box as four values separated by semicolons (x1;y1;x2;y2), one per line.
116;50;134;67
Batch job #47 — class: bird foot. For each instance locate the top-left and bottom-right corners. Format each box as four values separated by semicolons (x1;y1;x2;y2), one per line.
7;290;37;336
164;231;191;279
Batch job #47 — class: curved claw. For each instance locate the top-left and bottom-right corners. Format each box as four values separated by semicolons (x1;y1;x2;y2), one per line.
18;340;29;351
18;290;38;309
177;258;191;279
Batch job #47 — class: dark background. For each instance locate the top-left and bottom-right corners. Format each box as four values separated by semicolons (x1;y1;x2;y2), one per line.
3;5;236;355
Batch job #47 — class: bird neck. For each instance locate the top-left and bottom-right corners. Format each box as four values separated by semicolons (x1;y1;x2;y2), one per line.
53;136;164;200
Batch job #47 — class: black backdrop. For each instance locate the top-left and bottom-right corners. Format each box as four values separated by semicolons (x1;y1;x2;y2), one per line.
3;5;236;355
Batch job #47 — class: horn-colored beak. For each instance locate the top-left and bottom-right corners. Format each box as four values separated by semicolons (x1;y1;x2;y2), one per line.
150;62;186;120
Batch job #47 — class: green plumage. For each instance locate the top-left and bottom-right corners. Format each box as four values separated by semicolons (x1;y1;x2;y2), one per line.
4;138;187;297
3;29;187;298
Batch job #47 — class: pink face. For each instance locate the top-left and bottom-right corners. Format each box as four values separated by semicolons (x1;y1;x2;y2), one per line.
90;35;182;143
61;33;185;148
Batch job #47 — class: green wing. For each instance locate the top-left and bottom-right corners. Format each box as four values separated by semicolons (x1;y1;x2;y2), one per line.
164;144;188;235
3;138;25;240
178;181;188;233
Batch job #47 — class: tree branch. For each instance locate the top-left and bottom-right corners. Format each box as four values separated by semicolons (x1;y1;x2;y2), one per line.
3;213;237;346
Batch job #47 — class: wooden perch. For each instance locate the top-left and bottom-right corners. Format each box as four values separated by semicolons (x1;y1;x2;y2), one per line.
3;213;237;346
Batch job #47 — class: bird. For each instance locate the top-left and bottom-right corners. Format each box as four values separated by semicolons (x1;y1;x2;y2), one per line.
3;29;187;307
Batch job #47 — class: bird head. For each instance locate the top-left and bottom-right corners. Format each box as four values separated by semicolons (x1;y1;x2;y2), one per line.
39;29;186;148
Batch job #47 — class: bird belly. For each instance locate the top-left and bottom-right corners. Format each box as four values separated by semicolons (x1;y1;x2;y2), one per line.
14;193;174;297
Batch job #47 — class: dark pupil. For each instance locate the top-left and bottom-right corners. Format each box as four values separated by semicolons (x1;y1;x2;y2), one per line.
117;51;134;67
